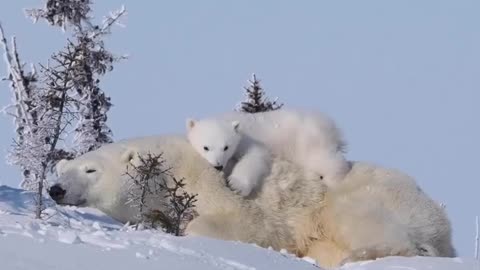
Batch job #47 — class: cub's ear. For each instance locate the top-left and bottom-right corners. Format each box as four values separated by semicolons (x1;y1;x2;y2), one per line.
186;118;196;131
121;149;141;167
55;159;69;176
232;121;240;132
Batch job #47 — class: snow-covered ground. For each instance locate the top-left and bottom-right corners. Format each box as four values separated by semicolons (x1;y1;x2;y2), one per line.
0;185;478;270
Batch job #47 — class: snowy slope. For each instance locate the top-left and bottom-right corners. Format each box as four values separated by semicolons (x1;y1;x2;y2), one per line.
0;185;478;270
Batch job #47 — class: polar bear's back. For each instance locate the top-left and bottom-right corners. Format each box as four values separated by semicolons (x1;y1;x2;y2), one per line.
111;135;215;171
219;109;346;153
114;135;188;153
331;162;455;257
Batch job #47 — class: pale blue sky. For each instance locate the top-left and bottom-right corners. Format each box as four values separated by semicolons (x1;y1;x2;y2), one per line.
0;0;479;257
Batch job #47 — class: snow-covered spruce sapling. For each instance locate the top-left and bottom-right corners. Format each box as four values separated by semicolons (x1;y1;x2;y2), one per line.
1;23;80;218
1;24;48;218
26;0;127;155
0;1;125;218
125;152;197;235
236;73;283;113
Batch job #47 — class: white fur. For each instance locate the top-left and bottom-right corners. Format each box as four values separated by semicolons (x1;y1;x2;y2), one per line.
187;109;350;189
51;136;455;268
187;118;271;196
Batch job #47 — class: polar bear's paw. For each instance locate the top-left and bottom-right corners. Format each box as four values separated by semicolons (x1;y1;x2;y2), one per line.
185;214;243;243
340;245;418;265
227;175;254;197
186;215;223;238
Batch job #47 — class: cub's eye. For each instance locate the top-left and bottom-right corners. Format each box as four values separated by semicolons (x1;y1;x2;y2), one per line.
223;146;229;151
86;169;97;174
203;146;209;151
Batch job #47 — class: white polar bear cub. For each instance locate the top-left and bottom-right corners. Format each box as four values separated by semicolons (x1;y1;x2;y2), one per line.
186;119;271;196
186;109;349;194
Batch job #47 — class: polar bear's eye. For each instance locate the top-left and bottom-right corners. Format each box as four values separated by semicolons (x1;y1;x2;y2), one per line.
203;146;209;151
86;169;97;174
223;146;229;151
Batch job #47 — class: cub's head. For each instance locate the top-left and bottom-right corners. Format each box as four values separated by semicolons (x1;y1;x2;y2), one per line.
186;118;241;171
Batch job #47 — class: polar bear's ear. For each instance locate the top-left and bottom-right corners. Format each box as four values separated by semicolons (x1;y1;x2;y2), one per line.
121;149;141;166
232;121;240;132
186;118;196;131
55;159;69;176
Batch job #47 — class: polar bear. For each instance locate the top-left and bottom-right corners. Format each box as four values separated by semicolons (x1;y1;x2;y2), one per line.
186;109;350;191
186;119;272;196
49;135;455;269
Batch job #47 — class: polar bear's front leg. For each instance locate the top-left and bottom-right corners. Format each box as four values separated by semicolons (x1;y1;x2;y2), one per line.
304;239;348;269
186;213;253;243
340;243;421;266
227;145;271;196
186;215;231;239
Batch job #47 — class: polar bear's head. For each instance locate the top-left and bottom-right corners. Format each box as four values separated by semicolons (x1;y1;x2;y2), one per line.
186;118;241;171
49;144;157;222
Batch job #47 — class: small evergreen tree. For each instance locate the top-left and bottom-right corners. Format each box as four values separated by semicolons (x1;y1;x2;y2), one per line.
236;73;283;113
1;25;47;218
125;152;170;229
125;152;197;235
0;0;125;218
159;176;198;236
27;0;125;155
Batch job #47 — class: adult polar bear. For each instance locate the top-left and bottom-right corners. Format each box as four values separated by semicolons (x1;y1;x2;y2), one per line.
50;135;455;268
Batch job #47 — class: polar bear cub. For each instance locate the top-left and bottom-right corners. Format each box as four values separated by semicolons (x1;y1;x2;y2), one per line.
186;109;350;195
186;118;271;196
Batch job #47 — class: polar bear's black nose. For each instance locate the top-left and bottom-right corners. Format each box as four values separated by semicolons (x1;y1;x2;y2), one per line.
49;184;66;201
214;165;223;171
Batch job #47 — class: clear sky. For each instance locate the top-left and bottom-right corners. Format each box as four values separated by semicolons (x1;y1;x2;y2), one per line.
0;0;479;257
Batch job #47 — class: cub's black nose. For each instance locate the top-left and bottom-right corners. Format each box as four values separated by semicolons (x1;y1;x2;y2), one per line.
49;184;66;201
214;165;223;171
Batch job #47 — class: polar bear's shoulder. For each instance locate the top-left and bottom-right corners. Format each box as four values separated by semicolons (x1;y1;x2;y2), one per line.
341;161;418;188
115;135;188;150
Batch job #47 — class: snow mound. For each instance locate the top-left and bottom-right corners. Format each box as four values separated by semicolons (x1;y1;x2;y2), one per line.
0;185;478;270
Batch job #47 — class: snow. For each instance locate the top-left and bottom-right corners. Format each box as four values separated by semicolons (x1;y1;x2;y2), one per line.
0;185;478;270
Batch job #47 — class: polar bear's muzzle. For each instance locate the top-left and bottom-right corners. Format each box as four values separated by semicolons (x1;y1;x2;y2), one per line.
49;184;66;202
48;182;88;206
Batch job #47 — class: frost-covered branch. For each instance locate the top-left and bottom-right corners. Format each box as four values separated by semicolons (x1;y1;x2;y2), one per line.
0;23;37;133
91;5;126;39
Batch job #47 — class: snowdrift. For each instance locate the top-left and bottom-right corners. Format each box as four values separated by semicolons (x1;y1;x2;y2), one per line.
0;185;477;270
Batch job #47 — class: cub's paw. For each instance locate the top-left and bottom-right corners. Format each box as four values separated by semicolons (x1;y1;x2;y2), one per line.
227;175;253;197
